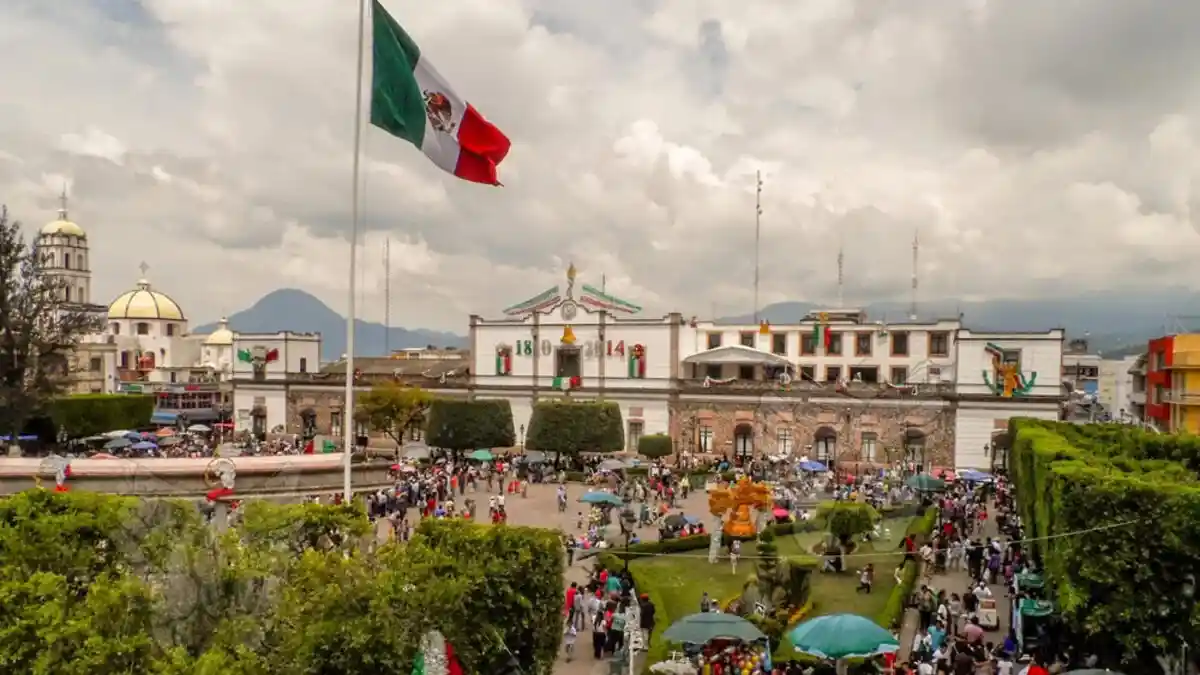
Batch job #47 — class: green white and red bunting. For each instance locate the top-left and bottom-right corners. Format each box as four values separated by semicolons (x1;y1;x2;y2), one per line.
371;0;511;185
413;631;463;675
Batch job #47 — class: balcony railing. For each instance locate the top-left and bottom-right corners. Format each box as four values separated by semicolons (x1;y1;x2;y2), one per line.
678;378;954;397
1163;390;1200;405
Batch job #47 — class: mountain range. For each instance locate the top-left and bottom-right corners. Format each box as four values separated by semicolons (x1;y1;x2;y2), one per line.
718;288;1200;357
191;289;466;361
193;287;1200;363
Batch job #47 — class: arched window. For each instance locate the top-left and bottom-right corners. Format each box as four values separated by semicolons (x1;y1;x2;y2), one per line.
814;426;837;463
64;253;71;269
111;322;120;335
733;423;753;459
136;322;150;335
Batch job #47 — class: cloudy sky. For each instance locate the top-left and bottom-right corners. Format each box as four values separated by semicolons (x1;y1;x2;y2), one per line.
2;0;1199;332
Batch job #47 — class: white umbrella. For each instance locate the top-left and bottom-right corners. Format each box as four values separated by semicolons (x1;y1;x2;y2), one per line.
187;424;211;433
105;430;131;438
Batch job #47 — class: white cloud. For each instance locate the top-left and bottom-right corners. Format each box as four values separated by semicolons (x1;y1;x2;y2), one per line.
1;0;1199;332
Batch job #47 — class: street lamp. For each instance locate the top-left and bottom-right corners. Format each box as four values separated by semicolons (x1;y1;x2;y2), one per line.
619;507;637;572
518;423;525;449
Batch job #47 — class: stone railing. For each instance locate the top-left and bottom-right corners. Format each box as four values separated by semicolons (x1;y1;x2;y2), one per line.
678;378;955;397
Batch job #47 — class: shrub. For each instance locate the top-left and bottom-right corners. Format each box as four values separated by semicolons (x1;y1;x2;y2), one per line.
48;394;156;438
637;434;673;459
424;399;515;458
526;400;624;463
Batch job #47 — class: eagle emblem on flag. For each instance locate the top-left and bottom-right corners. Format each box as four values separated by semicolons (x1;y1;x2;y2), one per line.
423;91;456;134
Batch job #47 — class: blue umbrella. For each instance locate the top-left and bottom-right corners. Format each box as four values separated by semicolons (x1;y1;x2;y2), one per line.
104;437;132;450
788;613;899;660
0;435;37;442
960;469;992;482
578;491;624;507
124;432;142;441
683;515;700;525
799;460;827;472
131;441;157;450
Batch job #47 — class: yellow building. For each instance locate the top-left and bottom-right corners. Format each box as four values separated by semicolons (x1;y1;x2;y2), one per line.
1166;334;1200;434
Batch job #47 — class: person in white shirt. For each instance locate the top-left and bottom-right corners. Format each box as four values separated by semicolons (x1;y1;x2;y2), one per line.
995;655;1014;675
916;660;934;675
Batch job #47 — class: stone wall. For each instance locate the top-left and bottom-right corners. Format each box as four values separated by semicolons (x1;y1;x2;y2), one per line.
671;399;954;468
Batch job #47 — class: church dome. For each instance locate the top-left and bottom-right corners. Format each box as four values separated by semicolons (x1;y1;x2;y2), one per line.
204;317;235;345
40;218;86;238
108;278;186;321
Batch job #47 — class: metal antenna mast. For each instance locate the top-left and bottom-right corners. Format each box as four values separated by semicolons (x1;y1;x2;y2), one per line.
836;243;844;309
383;238;391;354
909;228;919;320
753;170;763;323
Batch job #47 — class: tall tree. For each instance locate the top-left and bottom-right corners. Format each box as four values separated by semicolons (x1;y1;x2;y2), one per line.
424;399;515;460
0;207;103;448
525;400;624;467
355;381;433;448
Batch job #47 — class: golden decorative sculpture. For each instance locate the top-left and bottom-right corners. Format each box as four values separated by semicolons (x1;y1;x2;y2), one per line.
708;478;773;538
561;325;577;345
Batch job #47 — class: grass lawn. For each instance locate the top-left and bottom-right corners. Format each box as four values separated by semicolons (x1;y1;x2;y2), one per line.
631;517;914;665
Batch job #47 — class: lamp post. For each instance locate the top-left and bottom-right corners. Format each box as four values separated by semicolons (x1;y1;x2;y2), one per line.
519;423;525;450
619;508;636;572
1181;574;1196;675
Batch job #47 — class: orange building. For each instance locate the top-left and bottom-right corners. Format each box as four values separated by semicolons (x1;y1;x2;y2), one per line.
1149;334;1200;434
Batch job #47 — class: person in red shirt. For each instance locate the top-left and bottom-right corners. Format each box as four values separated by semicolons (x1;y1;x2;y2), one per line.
565;582;578;616
1026;656;1049;675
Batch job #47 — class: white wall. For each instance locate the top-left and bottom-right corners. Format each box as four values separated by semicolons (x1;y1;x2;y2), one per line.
233;387;287;433
1099;356;1140;418
472;310;677;391
954;402;1059;469
687;319;960;383
232;333;321;380
954;330;1064;397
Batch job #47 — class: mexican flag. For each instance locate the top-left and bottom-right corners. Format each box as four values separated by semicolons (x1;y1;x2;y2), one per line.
413;631;463;675
370;0;511;185
552;375;581;391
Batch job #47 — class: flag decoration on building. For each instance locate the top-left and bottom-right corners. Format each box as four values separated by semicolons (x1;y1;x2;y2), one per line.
495;344;513;375
370;0;511;185
237;348;279;363
758;320;770;336
412;630;464;675
553;375;582;391
628;344;647;379
820;312;832;351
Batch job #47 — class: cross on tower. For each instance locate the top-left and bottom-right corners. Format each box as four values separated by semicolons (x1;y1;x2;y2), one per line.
138;261;150;278
58;183;69;218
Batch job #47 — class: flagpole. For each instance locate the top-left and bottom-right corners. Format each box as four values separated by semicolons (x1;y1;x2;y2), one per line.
344;0;368;500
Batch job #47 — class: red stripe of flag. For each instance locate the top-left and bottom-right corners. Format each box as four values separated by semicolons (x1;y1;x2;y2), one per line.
454;104;511;185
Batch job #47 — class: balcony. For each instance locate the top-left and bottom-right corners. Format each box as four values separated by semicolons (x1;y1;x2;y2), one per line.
678;377;954;398
1163;390;1200;405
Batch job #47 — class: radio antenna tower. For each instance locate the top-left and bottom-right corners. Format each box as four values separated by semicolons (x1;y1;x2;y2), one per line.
836;242;844;308
909;228;919;320
753;171;763;323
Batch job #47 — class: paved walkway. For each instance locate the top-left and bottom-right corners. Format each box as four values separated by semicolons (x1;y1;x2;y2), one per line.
898;502;1010;663
498;481;713;675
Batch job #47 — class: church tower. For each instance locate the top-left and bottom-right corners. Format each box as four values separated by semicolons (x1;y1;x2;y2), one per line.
37;186;91;305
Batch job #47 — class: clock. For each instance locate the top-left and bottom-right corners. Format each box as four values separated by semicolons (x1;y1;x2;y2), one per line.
560;301;578;321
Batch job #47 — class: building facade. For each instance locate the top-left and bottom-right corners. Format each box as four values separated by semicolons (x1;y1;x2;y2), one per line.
36;197;118;394
951;329;1065;469
1145;336;1174;430
228;332;323;437
1061;338;1100;395
1098;355;1141;422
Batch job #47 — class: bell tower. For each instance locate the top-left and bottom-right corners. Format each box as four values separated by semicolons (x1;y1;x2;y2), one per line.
37;185;92;305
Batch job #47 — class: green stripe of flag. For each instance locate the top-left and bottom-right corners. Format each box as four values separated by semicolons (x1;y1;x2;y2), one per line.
370;0;426;147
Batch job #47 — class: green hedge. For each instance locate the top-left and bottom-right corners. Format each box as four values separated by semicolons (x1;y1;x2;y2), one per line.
48;394;155;438
526;400;623;456
875;506;938;629
425;399;515;454
1009;418;1200;668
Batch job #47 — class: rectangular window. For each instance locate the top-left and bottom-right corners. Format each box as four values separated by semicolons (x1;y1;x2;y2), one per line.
928;366;942;381
827;332;843;356
698;425;713;452
891;331;909;356
627;420;644;452
861;432;878;462
707;333;722;349
849;366;879;383
800;334;816;355
136;322;150;336
89;357;102;372
776;428;793;454
299;357;308;373
738;365;755;380
556;347;582;378
705;364;723;380
408;425;424;441
890;366;908;384
825;366;842;383
929;332;950;357
771;333;787;355
855;332;873;357
799;365;816;382
166;324;176;337
740;332;755;347
331;411;343;438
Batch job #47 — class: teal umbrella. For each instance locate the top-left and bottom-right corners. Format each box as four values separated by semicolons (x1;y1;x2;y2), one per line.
662;612;765;644
905;473;947;492
578;491;623;507
787;613;899;660
468;449;494;461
